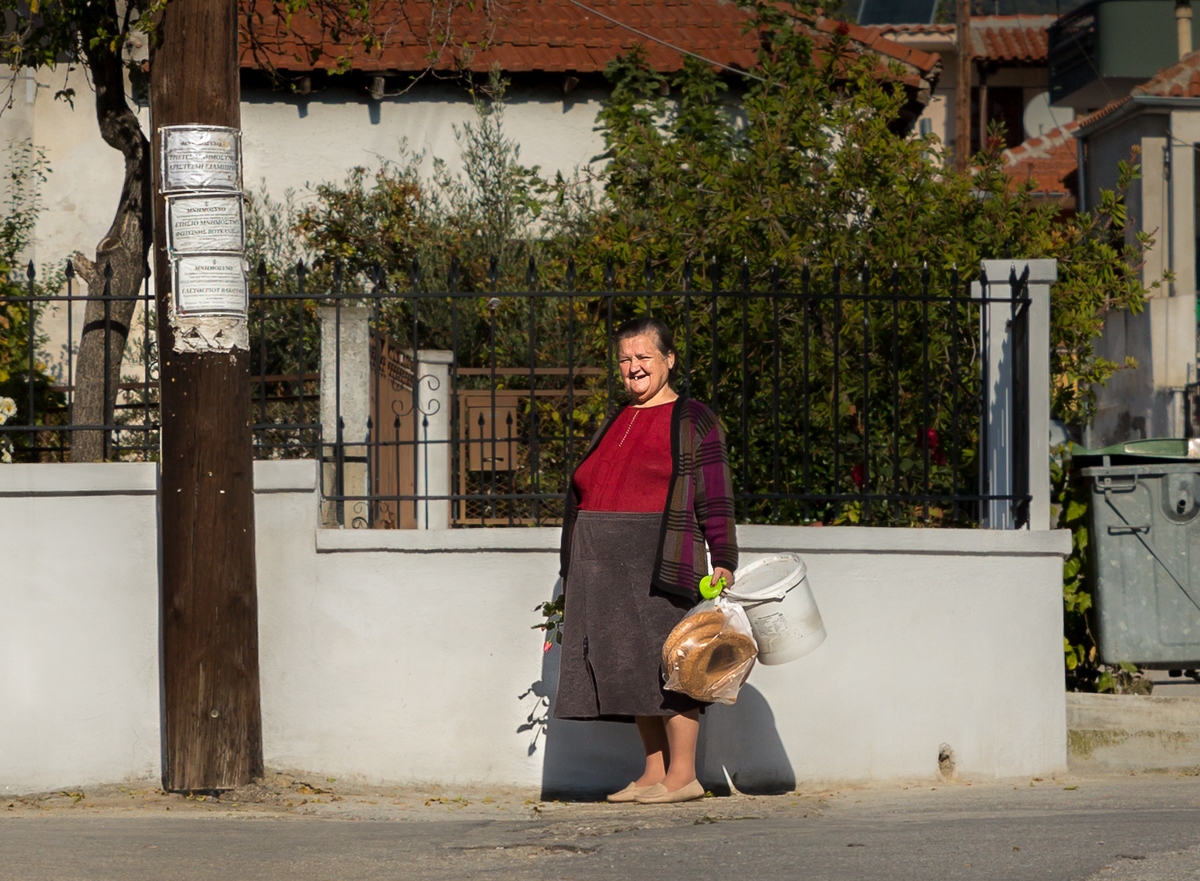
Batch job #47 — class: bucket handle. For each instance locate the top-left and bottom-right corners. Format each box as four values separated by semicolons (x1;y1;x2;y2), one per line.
725;584;792;603
725;555;804;603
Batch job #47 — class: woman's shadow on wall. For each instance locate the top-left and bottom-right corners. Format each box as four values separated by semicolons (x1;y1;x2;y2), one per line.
519;579;796;800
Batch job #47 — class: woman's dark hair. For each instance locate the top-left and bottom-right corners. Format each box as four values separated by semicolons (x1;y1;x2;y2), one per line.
614;316;678;383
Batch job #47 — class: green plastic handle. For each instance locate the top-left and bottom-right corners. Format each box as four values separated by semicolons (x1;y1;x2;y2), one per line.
698;574;727;600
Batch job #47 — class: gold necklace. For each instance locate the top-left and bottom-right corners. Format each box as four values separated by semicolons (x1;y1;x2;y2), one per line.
617;408;640;448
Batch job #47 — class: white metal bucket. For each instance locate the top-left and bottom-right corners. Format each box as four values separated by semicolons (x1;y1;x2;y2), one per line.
724;554;826;665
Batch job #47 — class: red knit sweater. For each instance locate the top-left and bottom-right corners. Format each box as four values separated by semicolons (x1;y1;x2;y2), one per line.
573;401;674;513
561;397;739;599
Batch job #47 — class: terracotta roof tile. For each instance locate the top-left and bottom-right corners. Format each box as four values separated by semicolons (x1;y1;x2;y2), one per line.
865;22;955;35
800;11;941;85
1132;49;1200;98
1073;54;1200;138
240;0;939;83
1075;96;1130;129
970;15;1054;62
1003;118;1079;197
863;15;1052;63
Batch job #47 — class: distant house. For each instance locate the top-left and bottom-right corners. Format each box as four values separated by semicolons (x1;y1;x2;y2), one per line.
1073;52;1200;443
997;46;1200;444
864;15;1072;155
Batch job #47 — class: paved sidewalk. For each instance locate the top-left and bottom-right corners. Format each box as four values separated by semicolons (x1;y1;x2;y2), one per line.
6;771;1200;880
1143;669;1200;696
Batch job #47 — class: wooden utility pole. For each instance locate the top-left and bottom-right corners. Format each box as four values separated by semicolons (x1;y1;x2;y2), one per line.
955;0;972;172
149;0;264;791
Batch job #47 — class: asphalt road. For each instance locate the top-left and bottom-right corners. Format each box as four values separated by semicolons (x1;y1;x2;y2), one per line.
5;775;1200;880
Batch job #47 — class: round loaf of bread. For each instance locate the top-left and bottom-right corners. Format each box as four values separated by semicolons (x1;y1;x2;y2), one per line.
677;631;757;699
661;610;726;670
662;611;757;702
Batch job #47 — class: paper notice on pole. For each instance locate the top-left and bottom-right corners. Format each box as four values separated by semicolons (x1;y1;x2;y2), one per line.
168;194;244;254
160;125;242;193
173;254;248;317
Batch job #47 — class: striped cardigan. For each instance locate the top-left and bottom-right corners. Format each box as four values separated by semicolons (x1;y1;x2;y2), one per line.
560;397;738;600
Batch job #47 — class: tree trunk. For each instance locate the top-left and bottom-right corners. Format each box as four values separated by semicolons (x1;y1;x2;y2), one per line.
70;24;151;462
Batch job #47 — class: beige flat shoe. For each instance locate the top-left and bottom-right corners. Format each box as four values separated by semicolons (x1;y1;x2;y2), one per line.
634;779;705;804
606;782;655;803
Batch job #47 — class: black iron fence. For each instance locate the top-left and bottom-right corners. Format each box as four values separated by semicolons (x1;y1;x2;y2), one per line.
0;262;158;462
0;257;1031;528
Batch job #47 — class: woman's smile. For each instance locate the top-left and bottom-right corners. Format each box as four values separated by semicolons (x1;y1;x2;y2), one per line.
617;333;677;407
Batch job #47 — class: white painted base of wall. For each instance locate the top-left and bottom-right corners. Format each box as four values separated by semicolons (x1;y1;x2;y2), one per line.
0;464;161;796
258;462;1071;796
1;461;1072;796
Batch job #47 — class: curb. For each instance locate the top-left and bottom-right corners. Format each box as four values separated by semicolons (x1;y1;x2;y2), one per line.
1068;692;1200;772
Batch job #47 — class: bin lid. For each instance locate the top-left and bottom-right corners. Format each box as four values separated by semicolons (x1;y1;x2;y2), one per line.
1071;438;1200;465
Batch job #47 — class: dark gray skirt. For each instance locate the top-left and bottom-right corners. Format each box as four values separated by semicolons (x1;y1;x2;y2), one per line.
553;510;706;722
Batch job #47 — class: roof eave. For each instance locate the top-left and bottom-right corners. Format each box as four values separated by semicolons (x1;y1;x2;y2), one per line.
1129;94;1200;108
1078;94;1200;139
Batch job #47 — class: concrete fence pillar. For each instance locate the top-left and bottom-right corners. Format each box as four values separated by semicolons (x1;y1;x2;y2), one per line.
978;259;1055;530
414;350;453;530
318;306;371;527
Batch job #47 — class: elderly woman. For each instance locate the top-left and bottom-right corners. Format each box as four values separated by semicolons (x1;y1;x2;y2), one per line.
554;316;738;805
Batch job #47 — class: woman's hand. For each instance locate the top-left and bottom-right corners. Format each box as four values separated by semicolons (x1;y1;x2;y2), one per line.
712;567;734;593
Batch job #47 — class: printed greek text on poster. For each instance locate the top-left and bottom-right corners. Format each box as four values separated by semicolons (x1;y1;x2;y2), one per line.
160;125;242;193
168;194;244;254
173;255;248;317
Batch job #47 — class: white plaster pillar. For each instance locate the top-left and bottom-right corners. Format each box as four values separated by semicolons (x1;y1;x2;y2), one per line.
979;259;1055;530
414;350;453;530
1149;296;1198;393
318;306;372;527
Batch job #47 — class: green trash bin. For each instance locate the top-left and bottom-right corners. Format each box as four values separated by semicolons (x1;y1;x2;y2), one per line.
1076;439;1200;667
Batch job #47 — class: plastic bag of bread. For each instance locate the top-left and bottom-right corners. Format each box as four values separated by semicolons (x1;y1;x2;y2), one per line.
661;596;758;705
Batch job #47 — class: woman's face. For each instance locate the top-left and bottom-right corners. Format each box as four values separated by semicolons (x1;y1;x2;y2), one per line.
617;333;676;406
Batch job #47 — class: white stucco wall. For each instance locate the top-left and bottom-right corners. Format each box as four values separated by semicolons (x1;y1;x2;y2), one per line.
242;80;606;208
0;460;1071;795
257;461;1070;796
1;66;606;277
0;463;161;796
1088;111;1154;444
